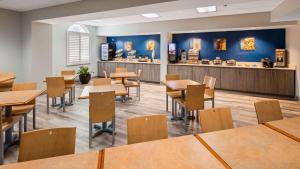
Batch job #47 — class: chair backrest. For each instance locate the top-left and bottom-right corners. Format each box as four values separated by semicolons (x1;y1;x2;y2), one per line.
115;67;127;73
254;100;283;124
12;82;37;91
61;70;76;75
186;84;205;111
18;127;76;162
127;115;168;144
46;77;65;97
137;69;142;81
200;107;234;133
89;91;115;123
203;75;211;87
103;70;108;78
92;78;111;86
204;76;216;97
165;74;180;92
12;82;37;104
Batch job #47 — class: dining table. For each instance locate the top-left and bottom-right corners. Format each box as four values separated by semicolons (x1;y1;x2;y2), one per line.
0;90;44;164
264;117;300;143
109;72;137;84
161;79;200;98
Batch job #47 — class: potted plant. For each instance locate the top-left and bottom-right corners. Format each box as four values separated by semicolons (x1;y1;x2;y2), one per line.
77;66;93;84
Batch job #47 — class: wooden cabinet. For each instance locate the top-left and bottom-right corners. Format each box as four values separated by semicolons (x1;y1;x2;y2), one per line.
98;61;160;83
168;64;295;97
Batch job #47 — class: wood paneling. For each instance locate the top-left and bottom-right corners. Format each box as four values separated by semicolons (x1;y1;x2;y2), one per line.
168;64;295;97
98;62;160;83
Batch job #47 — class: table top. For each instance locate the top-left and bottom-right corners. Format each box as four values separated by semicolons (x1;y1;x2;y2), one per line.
0;73;15;83
79;84;127;99
0;90;44;106
199;125;300;169
103;135;226;169
109;72;137;78
44;75;77;82
265;117;300;143
0;151;100;169
161;80;200;90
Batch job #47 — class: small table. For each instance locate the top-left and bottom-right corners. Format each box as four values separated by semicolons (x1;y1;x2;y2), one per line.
110;72;137;84
79;84;127;135
198;125;300;169
265;117;300;143
0;151;100;169
162;80;200;98
0;73;15;84
103;135;226;169
0;90;44;164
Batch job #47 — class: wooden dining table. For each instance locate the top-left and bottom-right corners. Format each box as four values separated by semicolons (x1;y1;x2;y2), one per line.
109;72;136;84
264;117;300;143
0;151;100;169
103;135;226;169
0;90;44;164
0;73;15;84
161;79;200;97
198;125;300;169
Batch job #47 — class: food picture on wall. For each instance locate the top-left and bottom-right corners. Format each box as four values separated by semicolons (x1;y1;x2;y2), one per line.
214;38;226;51
146;40;155;51
190;38;201;50
241;37;255;50
275;49;287;67
124;41;132;51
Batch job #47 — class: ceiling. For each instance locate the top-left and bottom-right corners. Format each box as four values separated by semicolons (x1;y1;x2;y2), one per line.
37;0;285;27
0;0;81;12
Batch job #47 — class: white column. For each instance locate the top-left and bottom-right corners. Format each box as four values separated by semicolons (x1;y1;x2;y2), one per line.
160;32;172;81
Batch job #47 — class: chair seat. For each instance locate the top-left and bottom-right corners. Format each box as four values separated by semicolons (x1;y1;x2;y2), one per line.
2;116;22;131
12;104;35;115
125;81;140;87
0;88;11;92
204;94;213;100
167;91;182;98
65;84;75;89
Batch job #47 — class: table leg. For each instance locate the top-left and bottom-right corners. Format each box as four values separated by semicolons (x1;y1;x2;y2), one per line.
93;122;113;136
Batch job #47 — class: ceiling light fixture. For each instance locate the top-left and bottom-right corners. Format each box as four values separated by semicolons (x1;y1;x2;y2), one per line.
196;6;217;13
141;13;160;18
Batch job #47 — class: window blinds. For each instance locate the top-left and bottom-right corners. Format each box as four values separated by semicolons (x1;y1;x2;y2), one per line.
67;32;90;66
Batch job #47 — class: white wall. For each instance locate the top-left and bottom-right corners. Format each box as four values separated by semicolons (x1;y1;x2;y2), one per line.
0;9;22;81
286;22;300;98
52;23;101;77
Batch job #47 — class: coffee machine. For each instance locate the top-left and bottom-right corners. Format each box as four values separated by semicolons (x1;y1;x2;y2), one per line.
261;58;274;68
168;43;177;63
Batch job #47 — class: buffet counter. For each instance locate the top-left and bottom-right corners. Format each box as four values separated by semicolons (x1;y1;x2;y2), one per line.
168;63;296;97
98;61;161;83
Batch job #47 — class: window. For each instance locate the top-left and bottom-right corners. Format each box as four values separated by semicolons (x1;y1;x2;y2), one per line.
67;24;90;66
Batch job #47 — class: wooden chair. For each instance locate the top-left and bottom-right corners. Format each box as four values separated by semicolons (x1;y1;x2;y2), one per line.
46;77;70;113
89;91;116;147
254;100;283;124
92;78;111;86
175;84;205;125
0;80;14;92
12;82;37;131
61;70;76;103
199;107;234;133
0;108;22;164
165;74;181;117
18;127;76;162
125;69;142;100
127;115;168;144
115;67;127;84
203;76;216;108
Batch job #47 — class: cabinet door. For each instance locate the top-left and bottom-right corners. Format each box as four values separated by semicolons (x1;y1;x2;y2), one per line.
142;64;160;82
125;63;137;72
220;68;239;90
167;65;193;80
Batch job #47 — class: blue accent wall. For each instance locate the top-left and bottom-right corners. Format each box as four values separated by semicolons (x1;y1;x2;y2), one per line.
172;29;285;62
107;34;160;59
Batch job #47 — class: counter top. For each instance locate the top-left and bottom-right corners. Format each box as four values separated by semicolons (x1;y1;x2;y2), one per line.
169;63;296;70
98;60;160;65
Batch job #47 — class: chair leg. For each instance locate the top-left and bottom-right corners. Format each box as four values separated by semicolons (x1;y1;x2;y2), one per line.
89;119;92;148
112;117;116;145
174;101;177;117
62;96;66;112
138;86;141;101
19;118;23;136
33;105;36;129
73;86;76;101
196;110;199;123
212;98;215;108
185;108;188;125
24;114;27;132
47;95;49;114
171;98;174;117
69;89;72;104
166;94;168;112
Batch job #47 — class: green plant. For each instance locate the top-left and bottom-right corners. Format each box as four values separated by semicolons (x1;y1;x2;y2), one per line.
77;66;93;76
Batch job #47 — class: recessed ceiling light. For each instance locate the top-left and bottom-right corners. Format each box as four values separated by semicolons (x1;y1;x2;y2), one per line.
141;13;160;18
196;6;217;13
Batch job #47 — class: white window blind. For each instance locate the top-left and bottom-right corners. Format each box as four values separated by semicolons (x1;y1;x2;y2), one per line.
67;27;90;66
